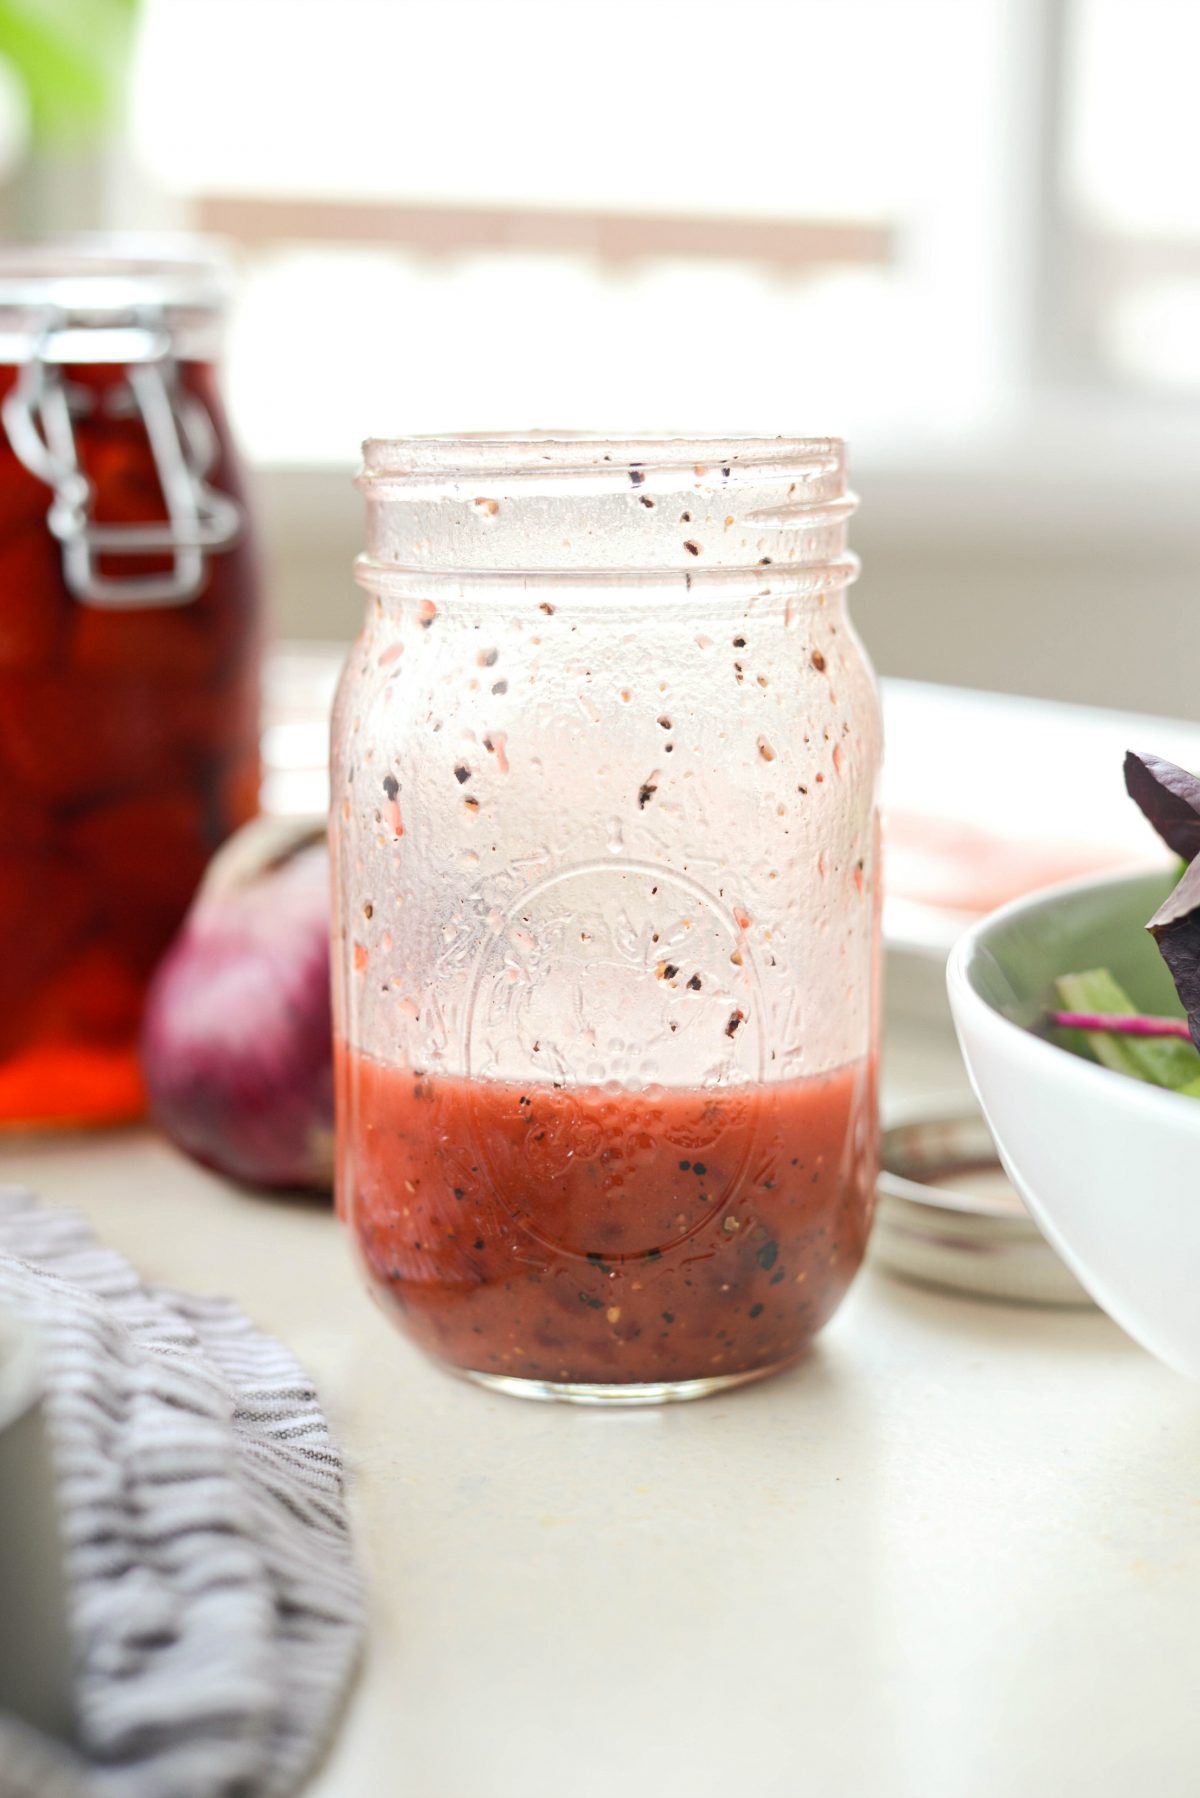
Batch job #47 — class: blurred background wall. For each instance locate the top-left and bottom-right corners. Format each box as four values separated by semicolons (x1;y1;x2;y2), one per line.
2;0;1197;717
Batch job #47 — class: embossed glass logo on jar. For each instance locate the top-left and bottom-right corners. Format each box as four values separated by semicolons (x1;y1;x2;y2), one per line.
461;860;765;1259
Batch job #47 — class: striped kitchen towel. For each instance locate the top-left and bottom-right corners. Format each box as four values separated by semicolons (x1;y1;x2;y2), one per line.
0;1187;364;1798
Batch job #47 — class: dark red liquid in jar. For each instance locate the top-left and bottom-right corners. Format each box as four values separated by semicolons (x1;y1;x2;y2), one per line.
337;1045;877;1388
0;359;260;1126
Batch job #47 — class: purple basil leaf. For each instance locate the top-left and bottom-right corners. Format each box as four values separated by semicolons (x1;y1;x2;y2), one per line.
1148;854;1200;1050
1124;750;1200;862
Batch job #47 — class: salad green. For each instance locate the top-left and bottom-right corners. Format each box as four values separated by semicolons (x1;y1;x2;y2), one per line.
1049;752;1200;1095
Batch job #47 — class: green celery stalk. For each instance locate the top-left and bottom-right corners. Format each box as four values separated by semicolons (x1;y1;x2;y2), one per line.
1054;969;1200;1091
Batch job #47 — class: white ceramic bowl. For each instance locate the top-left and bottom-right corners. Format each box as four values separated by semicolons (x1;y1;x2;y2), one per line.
947;868;1200;1376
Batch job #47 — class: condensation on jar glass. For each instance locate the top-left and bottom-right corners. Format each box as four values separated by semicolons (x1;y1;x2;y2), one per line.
332;436;882;1404
0;239;261;1128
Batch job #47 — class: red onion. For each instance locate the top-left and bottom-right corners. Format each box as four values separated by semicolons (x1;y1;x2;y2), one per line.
140;816;333;1192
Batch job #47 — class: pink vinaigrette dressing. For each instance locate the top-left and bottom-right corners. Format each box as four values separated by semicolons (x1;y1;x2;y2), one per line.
337;1045;877;1387
332;436;882;1400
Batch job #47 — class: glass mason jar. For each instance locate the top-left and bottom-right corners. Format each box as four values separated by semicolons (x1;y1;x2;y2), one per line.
0;240;261;1128
332;436;881;1403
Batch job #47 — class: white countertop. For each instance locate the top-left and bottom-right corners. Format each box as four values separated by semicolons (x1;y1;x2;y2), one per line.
9;660;1200;1793
4;1009;1199;1798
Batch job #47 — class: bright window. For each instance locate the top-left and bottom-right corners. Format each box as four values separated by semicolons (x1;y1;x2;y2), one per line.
1061;0;1200;392
130;0;1014;463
